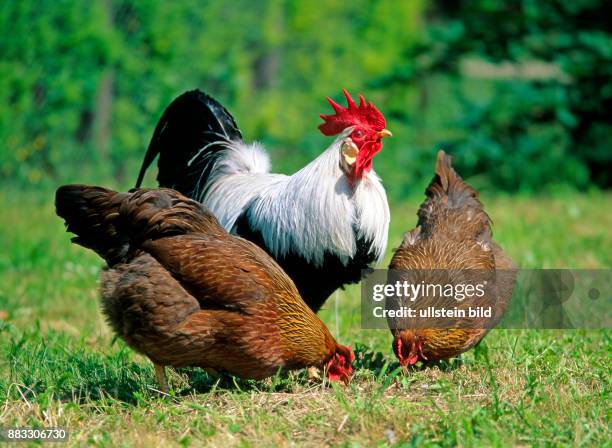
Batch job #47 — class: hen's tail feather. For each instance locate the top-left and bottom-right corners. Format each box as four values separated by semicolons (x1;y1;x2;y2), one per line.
135;89;243;199
428;150;481;208
418;150;491;236
56;185;222;266
55;185;129;265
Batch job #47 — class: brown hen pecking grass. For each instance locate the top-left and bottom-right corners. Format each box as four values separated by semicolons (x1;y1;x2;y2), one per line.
389;151;516;366
55;186;354;391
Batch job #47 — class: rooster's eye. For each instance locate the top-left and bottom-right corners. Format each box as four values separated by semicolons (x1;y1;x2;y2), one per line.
353;130;364;138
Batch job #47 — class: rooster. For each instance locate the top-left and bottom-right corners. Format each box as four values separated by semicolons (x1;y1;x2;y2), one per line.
55;185;355;391
389;151;515;366
135;89;391;312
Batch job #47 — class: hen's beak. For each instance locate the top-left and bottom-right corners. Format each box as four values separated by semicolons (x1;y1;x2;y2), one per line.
378;129;392;138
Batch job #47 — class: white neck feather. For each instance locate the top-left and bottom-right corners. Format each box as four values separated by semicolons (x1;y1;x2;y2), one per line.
202;130;390;267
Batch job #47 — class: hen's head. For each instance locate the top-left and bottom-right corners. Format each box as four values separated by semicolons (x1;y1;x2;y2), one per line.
319;89;391;181
393;331;427;366
325;344;355;383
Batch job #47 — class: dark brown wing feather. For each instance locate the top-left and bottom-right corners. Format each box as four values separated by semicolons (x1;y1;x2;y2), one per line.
143;234;296;312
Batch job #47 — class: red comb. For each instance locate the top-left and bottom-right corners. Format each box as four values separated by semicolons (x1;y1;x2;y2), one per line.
319;89;386;136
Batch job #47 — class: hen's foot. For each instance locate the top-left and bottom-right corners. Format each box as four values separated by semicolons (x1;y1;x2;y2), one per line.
307;366;322;381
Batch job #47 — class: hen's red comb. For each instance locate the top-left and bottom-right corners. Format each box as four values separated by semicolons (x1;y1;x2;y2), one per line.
319;89;386;136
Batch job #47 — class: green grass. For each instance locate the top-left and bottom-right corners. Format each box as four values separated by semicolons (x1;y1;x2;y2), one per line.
0;188;610;447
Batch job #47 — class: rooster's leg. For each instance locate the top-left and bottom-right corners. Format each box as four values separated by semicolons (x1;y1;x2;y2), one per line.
154;363;169;393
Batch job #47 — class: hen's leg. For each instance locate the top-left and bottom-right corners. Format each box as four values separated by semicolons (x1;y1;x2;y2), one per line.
154;363;169;393
204;368;221;378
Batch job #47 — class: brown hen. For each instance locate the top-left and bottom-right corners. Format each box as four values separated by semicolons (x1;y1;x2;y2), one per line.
55;186;354;391
389;151;515;366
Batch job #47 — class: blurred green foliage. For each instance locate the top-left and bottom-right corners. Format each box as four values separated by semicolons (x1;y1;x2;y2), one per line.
432;0;612;191
0;0;610;198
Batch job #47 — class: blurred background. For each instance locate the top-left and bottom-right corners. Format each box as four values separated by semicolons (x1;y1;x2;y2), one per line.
1;0;611;200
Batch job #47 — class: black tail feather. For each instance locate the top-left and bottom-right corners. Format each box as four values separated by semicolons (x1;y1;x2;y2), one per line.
135;89;243;199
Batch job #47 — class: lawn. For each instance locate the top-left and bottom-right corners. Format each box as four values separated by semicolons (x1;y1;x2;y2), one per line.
0;188;610;447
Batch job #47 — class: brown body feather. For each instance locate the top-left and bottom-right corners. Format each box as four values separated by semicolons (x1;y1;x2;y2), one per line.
56;186;352;383
389;151;515;364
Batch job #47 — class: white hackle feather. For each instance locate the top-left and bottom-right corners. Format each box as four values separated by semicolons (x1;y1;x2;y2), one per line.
200;128;390;267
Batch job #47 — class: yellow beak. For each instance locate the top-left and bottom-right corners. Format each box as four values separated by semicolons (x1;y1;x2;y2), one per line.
378;129;392;138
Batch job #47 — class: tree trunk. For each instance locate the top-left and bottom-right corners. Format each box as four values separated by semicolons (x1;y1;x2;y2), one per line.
93;68;113;165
